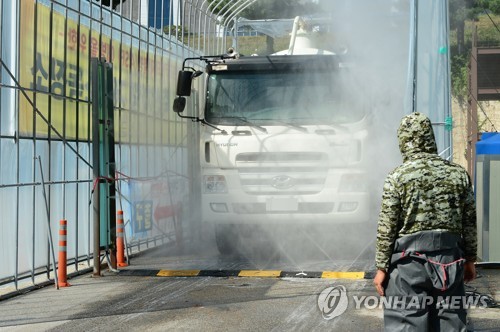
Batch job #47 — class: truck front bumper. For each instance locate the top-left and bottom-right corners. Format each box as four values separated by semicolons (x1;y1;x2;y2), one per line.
202;191;371;225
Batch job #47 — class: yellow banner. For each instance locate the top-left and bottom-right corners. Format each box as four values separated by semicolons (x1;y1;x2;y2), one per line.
20;2;89;139
19;1;176;144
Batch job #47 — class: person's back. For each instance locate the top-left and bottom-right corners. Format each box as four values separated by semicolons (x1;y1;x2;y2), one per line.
374;112;477;332
386;152;476;243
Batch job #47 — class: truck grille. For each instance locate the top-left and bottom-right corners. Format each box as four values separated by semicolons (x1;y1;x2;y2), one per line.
235;152;328;195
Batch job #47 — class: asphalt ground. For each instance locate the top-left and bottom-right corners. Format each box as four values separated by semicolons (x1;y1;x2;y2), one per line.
0;241;499;331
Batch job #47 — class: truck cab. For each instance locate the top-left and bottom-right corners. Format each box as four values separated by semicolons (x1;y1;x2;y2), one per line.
174;53;371;254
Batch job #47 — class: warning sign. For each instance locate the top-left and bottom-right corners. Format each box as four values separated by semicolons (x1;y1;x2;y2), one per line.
133;200;153;233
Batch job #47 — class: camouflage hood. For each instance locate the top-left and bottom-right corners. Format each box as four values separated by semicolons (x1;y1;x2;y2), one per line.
397;112;438;162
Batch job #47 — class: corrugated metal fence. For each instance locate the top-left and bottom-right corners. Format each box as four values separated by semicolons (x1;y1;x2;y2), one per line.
0;0;219;294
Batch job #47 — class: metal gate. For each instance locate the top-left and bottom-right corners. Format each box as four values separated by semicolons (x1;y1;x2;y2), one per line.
0;0;211;295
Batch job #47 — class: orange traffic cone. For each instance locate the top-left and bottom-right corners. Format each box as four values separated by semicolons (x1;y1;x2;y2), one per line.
117;211;128;267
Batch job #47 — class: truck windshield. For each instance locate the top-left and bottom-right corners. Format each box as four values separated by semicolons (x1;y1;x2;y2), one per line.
205;70;365;126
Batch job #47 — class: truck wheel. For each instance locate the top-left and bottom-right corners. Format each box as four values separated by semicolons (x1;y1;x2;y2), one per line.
215;225;240;256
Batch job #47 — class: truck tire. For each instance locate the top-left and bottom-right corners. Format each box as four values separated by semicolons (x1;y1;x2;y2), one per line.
215;225;240;256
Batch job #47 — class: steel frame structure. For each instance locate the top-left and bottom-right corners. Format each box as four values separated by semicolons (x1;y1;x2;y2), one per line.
0;0;213;296
0;0;455;298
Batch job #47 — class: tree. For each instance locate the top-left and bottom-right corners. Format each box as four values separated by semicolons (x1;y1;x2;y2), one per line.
243;0;320;19
477;0;500;14
96;0;125;10
449;0;480;55
207;0;320;19
450;0;500;55
449;0;500;104
163;25;189;40
208;0;320;54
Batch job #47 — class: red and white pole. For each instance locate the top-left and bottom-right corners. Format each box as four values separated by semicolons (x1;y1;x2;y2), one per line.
58;219;70;287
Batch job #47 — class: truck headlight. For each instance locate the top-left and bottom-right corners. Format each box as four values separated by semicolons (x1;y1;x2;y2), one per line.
204;175;227;193
210;203;228;212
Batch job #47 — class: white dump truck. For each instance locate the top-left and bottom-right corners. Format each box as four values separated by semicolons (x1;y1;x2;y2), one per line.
173;17;372;254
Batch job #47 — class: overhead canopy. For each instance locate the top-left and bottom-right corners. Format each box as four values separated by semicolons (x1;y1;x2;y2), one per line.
237;18;294;38
477;133;500;155
236;17;332;38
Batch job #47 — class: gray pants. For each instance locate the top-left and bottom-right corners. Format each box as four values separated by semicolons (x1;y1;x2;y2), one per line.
384;231;467;332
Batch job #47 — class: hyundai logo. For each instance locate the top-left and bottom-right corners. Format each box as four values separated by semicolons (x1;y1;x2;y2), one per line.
271;175;295;189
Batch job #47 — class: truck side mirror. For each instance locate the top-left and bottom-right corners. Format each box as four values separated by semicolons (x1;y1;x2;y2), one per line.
176;71;194;96
176;70;203;97
173;96;186;113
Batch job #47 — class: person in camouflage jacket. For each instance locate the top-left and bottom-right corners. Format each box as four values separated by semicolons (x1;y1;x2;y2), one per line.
373;112;477;331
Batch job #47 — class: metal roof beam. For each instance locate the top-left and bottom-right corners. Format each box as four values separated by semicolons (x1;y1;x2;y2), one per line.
220;0;257;53
215;0;249;52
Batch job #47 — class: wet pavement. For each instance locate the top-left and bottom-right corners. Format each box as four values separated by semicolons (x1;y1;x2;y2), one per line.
0;239;498;331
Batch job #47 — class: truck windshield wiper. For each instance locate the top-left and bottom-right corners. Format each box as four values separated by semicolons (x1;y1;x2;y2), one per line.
326;122;349;132
259;119;308;133
211;116;268;133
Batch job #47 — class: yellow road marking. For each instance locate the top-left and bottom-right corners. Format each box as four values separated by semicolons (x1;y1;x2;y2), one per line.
157;270;200;277
321;271;365;279
238;270;281;278
155;270;366;279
